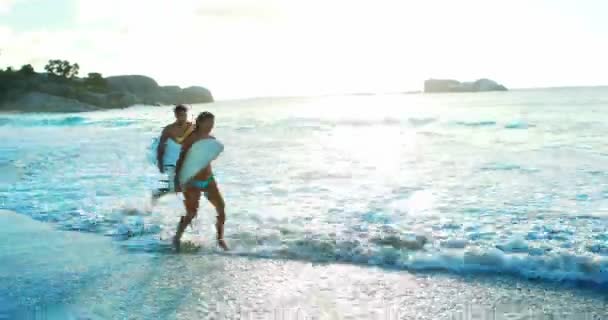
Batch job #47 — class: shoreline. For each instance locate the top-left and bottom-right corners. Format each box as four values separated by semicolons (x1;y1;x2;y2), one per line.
2;85;608;114
2;210;607;319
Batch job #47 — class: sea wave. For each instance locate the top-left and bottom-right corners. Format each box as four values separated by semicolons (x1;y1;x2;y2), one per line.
270;117;438;128
0;116;87;127
116;225;608;287
479;162;540;173
7;197;606;287
505;121;535;129
0;116;140;127
453;120;497;127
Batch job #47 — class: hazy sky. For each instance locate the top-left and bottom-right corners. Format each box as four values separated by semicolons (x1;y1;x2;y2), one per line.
1;0;607;99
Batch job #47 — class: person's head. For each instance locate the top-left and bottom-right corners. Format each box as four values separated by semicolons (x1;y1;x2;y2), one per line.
195;111;215;133
173;105;188;124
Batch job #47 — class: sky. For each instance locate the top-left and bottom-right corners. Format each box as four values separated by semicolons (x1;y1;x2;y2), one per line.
1;0;607;99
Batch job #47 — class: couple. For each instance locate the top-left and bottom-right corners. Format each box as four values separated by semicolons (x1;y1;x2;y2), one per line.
153;105;228;251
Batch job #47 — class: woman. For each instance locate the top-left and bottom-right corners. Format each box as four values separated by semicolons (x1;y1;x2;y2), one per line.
173;111;228;251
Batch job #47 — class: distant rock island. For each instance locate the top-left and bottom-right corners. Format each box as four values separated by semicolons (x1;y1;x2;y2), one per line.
0;60;213;112
424;78;507;93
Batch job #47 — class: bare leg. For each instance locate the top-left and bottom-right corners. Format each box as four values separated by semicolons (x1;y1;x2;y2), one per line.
152;167;176;206
204;180;228;250
173;186;201;251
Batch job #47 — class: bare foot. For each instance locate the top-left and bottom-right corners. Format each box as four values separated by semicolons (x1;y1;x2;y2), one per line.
217;239;229;251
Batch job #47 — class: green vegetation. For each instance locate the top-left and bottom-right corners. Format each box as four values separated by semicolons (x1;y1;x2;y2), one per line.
0;64;37;101
44;59;80;79
19;64;35;76
84;72;108;92
0;59;213;112
0;59;108;107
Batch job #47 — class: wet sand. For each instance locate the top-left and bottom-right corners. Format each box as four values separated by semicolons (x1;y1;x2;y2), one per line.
1;210;607;319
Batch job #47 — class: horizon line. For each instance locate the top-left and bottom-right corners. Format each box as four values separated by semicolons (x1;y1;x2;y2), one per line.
211;84;608;103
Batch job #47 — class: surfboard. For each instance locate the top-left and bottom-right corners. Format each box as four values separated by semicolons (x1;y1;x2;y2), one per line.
178;138;224;187
147;125;194;165
147;138;182;165
147;137;160;165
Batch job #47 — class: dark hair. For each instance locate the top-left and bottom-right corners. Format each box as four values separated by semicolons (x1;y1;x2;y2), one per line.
196;111;214;124
174;104;187;113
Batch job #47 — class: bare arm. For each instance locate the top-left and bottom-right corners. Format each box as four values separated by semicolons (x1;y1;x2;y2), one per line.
156;127;169;172
174;136;195;192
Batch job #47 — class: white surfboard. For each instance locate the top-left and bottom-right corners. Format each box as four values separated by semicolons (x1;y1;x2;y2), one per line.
178;138;224;187
147;137;160;165
147;137;182;166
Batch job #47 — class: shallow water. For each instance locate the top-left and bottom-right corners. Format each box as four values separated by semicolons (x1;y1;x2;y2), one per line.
2;88;608;287
2;210;608;319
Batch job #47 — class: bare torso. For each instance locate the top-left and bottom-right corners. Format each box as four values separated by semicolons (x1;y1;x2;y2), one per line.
164;121;193;142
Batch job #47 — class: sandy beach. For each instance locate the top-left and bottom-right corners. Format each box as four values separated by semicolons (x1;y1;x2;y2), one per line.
1;210;607;319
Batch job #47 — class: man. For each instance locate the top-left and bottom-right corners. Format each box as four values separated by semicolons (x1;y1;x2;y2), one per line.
151;104;194;204
174;111;228;251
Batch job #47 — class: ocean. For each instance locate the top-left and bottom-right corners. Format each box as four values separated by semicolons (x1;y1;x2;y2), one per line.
1;87;608;319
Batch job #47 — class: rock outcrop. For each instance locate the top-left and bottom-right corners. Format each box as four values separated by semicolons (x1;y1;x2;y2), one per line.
0;72;214;112
181;86;213;103
424;78;507;93
102;75;215;107
106;75;159;95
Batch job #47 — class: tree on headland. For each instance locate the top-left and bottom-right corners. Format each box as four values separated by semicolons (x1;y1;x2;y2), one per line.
85;72;108;92
69;63;80;78
43;60;58;76
44;59;79;79
19;64;35;76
